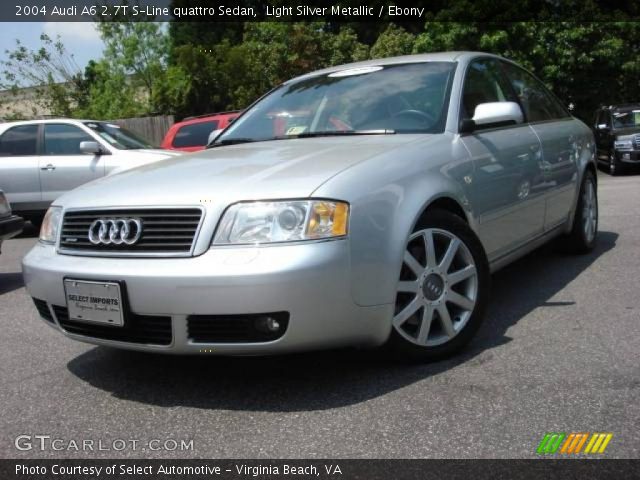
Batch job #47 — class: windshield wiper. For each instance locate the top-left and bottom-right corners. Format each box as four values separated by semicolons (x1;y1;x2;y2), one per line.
207;138;256;148
294;129;395;138
208;130;395;148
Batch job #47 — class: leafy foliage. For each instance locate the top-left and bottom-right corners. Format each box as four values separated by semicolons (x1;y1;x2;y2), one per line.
2;19;640;123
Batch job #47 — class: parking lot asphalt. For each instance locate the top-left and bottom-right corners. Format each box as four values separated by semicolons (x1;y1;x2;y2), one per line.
0;170;638;459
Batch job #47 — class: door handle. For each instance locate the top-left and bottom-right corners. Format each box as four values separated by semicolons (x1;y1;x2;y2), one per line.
40;164;56;171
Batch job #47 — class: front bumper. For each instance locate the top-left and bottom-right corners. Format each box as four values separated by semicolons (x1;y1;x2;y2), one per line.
22;240;393;355
616;150;640;163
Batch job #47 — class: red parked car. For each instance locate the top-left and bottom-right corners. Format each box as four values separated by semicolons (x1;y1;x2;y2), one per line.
161;111;241;152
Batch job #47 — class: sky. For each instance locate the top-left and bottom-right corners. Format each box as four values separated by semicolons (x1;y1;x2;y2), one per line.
0;21;104;79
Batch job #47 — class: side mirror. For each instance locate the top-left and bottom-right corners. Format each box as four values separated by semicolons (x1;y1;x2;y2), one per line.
80;141;103;155
473;101;524;127
596;123;609;131
207;129;223;145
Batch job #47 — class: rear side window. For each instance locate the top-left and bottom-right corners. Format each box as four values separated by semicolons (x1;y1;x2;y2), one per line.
501;62;569;122
0;125;38;156
44;124;94;155
172;121;219;148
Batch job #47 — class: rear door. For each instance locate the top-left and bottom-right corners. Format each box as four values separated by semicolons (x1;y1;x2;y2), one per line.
39;123;104;205
459;58;546;259
0;124;43;212
500;61;579;230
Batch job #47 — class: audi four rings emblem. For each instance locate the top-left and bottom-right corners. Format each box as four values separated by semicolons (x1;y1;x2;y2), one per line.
88;218;143;245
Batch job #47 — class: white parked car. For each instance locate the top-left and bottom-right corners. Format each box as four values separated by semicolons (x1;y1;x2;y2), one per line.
0;119;181;225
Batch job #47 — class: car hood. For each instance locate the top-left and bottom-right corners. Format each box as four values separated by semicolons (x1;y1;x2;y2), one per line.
58;135;431;208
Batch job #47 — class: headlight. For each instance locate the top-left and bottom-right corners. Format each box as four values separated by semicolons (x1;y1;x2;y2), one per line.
0;192;10;216
39;206;62;244
614;140;633;151
213;200;349;245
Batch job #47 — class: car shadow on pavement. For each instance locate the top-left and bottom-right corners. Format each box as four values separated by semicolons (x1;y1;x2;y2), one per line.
66;231;618;412
0;272;24;295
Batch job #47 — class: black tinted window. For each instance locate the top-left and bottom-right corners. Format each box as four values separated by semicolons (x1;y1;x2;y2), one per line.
44;124;94;155
173;121;219;148
501;62;568;122
462;59;517;120
0;125;38;156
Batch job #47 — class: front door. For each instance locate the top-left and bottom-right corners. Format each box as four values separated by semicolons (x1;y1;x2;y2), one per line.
459;58;546;259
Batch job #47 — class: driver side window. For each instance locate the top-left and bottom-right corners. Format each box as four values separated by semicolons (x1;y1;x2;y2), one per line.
462;59;517;122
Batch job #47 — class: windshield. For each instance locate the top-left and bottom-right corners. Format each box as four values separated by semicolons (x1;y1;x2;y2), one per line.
612;110;640;129
215;62;456;145
83;122;156;149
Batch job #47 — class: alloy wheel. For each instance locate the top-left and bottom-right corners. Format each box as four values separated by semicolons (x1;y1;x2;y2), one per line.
393;228;478;347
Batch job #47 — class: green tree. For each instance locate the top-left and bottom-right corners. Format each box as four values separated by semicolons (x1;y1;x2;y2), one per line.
0;33;83;117
95;21;169;112
369;24;415;59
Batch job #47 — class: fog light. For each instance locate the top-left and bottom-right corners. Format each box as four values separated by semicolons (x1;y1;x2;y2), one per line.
255;316;281;333
622;153;631;160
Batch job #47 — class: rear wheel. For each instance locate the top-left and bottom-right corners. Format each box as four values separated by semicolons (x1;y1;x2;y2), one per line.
386;210;490;361
562;170;598;254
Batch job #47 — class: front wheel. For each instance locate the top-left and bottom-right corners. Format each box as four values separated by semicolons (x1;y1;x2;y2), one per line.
386;210;490;361
609;153;622;176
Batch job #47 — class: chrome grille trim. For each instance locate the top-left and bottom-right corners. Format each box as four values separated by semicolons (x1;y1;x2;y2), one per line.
57;206;205;257
634;133;640;149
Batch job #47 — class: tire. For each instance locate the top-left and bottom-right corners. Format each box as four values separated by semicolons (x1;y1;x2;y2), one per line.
609;153;622;176
562;170;598;254
25;214;44;230
386;209;490;361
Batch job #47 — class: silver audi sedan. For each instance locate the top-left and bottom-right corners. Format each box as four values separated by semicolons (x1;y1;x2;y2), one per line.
23;52;598;360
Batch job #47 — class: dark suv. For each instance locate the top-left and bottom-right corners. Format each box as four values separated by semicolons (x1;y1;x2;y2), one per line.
594;104;640;175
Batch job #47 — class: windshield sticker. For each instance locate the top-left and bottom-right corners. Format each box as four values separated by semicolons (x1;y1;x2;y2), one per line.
106;123;121;129
329;66;383;78
286;126;308;135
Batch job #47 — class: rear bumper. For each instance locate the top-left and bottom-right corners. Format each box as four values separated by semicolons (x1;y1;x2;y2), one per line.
22;240;393;355
0;215;24;243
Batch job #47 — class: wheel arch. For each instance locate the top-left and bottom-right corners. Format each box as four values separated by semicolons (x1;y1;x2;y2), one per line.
417;196;469;225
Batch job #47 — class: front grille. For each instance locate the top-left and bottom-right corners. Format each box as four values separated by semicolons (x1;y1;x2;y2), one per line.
188;312;289;343
59;208;203;255
53;305;173;345
32;298;54;323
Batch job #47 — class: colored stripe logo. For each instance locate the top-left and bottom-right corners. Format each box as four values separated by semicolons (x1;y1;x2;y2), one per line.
537;433;612;454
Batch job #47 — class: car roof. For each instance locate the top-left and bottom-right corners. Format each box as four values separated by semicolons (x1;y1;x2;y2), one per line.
0;118;104;128
286;51;506;84
174;112;240;127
